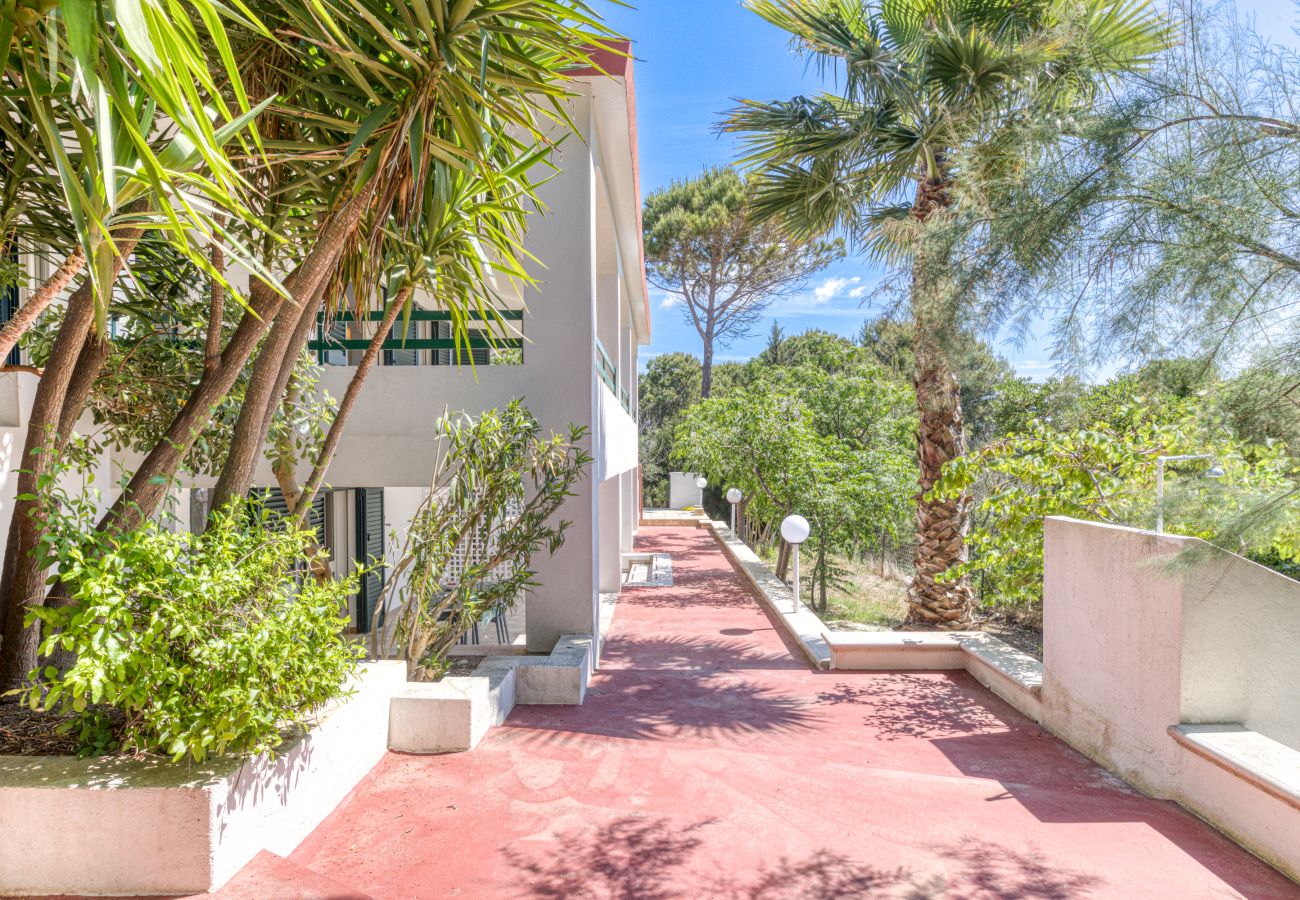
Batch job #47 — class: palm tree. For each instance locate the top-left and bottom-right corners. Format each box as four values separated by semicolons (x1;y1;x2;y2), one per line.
726;0;1167;625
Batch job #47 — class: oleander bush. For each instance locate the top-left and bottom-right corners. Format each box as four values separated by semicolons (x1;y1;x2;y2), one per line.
22;487;362;760
374;402;589;681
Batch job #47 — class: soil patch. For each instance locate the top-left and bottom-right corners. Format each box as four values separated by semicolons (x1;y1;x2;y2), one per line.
0;702;84;756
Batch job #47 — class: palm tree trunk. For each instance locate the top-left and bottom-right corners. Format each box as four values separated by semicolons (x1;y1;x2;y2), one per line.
906;176;974;627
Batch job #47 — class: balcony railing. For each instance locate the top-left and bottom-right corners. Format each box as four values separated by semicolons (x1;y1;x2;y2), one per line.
310;309;524;365
595;337;635;418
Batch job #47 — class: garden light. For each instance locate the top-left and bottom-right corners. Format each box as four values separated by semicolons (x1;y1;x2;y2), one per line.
726;488;742;535
781;514;810;612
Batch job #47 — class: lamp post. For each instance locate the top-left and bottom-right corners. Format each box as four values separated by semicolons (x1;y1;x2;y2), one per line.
695;476;708;508
781;514;810;613
726;488;742;536
1156;454;1226;533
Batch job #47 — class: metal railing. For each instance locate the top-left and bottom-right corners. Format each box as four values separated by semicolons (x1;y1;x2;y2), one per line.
310;309;524;363
594;337;636;417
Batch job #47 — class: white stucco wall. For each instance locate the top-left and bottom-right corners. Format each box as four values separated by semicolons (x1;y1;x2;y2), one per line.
1041;517;1300;879
668;472;703;510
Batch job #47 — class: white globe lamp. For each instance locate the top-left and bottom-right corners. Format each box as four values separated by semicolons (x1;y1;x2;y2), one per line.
694;476;707;507
780;514;811;612
725;488;743;536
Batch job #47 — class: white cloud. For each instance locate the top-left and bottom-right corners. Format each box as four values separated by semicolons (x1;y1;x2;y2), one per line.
657;292;682;310
811;275;863;305
760;273;880;320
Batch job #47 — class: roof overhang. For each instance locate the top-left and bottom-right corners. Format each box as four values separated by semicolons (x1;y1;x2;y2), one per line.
570;40;651;345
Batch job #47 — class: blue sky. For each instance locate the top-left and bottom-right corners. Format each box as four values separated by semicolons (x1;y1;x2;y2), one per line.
604;0;1300;379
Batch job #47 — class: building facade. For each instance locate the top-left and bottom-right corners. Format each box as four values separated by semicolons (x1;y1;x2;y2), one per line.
0;46;647;663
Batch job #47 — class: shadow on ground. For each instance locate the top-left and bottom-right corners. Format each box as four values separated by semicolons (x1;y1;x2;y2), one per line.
504;815;1100;899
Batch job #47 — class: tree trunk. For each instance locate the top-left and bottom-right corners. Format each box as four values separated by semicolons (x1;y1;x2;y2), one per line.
906;175;974;627
102;181;376;532
700;327;715;398
0;276;116;689
0;246;86;363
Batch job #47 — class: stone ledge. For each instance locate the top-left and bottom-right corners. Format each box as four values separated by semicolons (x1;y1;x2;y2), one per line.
640;509;709;528
478;634;593;705
824;631;968;670
823;631;1045;722
0;661;406;897
705;520;831;669
622;552;673;587
1169;724;1300;813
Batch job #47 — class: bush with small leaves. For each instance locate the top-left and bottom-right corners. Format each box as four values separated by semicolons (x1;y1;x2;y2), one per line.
23;491;363;760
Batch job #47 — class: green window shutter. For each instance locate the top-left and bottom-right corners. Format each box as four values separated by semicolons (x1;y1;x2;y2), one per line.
384;316;420;367
354;488;386;633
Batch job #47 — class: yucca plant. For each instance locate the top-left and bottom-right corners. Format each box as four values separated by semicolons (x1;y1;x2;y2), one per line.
0;0;616;690
725;0;1168;625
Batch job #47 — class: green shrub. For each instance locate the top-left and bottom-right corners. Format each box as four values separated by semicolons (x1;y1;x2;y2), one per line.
375;402;589;681
931;402;1299;608
24;496;362;760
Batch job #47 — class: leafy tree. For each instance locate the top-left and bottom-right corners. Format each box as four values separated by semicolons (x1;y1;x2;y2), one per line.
0;0;618;690
994;2;1300;376
638;353;703;507
724;0;1169;626
643;166;840;395
372;403;589;680
676;362;915;609
932;403;1299;608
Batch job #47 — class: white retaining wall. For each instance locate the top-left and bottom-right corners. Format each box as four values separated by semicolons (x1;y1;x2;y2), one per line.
1042;517;1300;881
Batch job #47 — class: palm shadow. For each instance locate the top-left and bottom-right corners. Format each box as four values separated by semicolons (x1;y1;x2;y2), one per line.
504;815;1103;899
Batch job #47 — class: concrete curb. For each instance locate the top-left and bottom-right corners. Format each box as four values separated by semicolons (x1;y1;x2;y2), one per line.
701;519;831;670
694;519;1043;720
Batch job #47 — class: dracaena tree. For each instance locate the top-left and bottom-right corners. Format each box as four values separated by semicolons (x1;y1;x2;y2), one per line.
0;0;615;690
724;0;1168;626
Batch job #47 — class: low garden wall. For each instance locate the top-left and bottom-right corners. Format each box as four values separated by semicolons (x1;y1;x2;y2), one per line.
0;661;406;897
0;631;600;896
1042;516;1300;881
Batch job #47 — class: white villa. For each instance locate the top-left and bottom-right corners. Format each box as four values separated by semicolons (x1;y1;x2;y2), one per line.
0;43;648;662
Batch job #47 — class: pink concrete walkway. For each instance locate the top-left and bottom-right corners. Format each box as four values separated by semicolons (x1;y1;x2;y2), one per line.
225;526;1297;899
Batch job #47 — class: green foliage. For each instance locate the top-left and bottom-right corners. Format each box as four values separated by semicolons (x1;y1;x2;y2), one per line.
932;403;1299;607
23;485;362;760
675;358;916;608
0;256;21;290
638;352;702;507
375;402;590;681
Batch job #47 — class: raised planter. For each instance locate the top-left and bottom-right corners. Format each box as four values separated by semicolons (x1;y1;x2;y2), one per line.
389;665;517;754
0;661;406;897
388;634;595;755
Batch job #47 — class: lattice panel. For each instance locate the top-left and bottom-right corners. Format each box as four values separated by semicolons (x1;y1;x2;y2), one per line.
443;494;523;587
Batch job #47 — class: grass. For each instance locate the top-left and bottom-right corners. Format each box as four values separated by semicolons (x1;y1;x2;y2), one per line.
817;556;909;630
